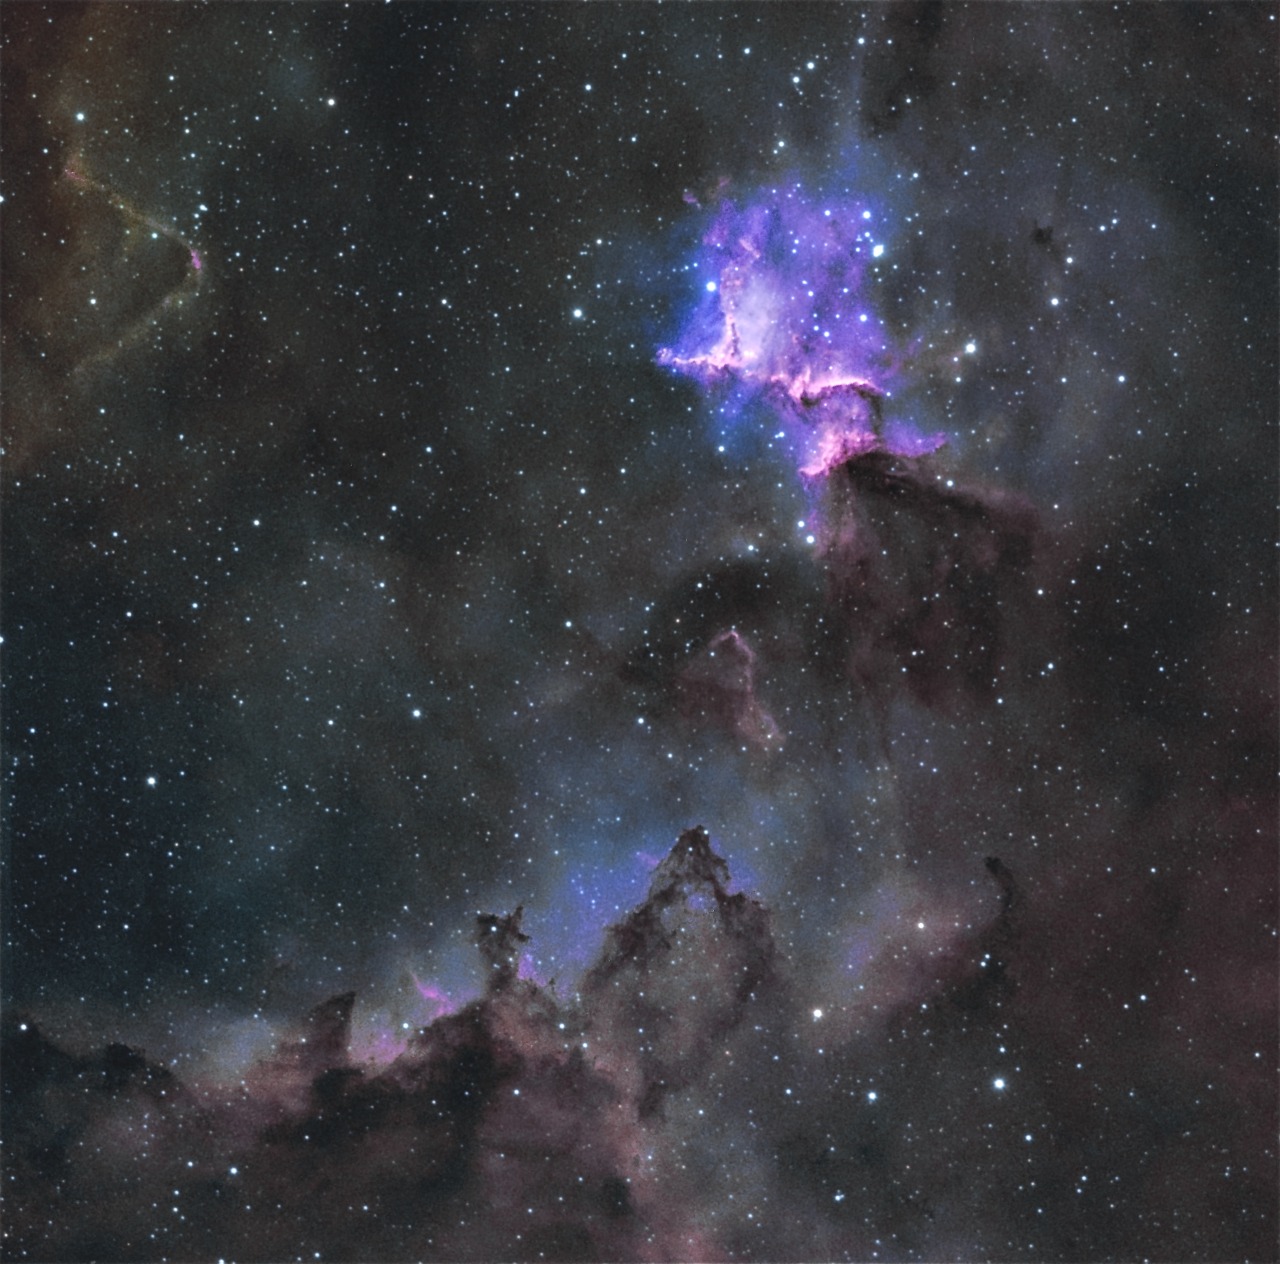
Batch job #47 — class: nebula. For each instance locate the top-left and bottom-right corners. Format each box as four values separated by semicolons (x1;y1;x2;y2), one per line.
51;156;206;374
2;830;789;1261
817;450;1040;711
657;185;946;481
675;629;782;748
3;5;1274;1261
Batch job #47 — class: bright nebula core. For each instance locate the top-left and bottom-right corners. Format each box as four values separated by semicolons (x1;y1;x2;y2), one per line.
659;185;945;479
2;5;1276;1262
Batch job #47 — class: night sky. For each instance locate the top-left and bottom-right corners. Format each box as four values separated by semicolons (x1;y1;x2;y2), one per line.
2;4;1277;1261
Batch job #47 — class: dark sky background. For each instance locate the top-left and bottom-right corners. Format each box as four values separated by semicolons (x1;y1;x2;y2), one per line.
2;4;1276;1261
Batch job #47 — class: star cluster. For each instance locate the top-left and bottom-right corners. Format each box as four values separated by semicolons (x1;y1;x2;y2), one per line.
658;184;946;479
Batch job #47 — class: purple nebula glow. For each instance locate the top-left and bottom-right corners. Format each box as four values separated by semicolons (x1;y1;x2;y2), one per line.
658;184;945;478
410;972;458;1019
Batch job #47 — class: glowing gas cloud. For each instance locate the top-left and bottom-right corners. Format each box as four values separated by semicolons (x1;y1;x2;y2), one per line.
658;184;945;478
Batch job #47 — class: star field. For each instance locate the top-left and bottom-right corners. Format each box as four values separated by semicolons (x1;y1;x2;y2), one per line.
2;4;1277;1261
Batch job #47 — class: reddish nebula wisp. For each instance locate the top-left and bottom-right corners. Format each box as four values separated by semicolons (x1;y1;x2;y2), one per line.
658;184;945;479
411;973;458;1018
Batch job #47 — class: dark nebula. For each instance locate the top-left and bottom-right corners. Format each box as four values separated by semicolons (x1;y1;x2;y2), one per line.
2;4;1276;1261
4;830;785;1261
674;630;782;748
819;451;1041;710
